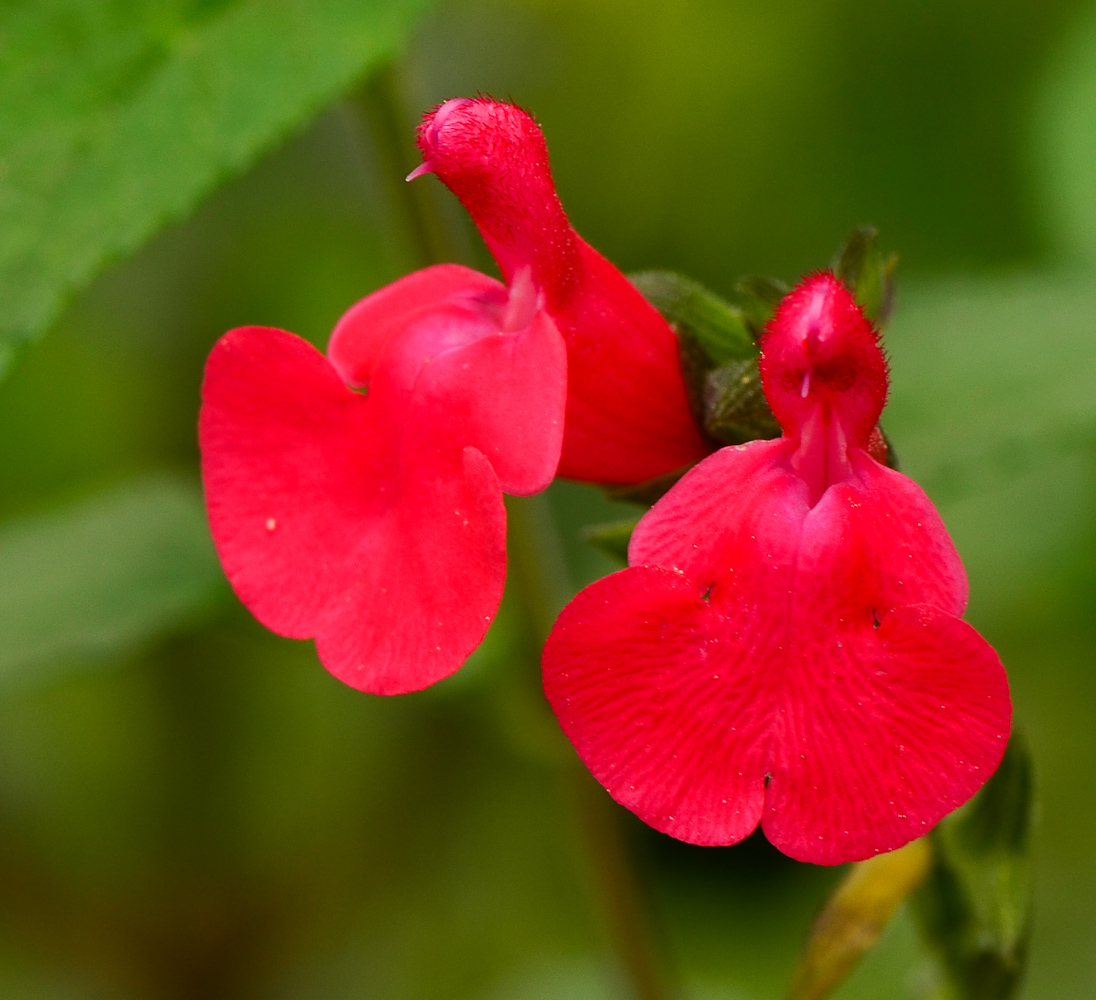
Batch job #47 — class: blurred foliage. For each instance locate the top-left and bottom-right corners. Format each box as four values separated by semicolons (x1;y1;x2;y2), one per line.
0;473;226;688
579;517;640;567
0;0;431;354
0;0;1095;998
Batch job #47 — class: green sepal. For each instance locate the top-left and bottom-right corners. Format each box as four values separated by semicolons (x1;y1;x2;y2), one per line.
630;270;757;365
702;359;782;445
631;270;783;450
580;517;642;565
911;732;1035;1000
831;226;899;329
732;274;791;335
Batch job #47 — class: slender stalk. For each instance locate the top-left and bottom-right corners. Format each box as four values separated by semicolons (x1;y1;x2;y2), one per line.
507;495;670;1000
353;63;458;268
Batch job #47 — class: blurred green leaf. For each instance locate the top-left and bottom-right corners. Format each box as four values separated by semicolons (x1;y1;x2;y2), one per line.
0;0;432;351
0;473;227;686
884;273;1096;615
787;839;932;1000
605;469;687;508
912;734;1035;1000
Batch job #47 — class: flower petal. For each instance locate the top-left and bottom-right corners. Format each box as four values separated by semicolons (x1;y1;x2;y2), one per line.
200;326;506;694
543;570;1010;862
314;445;505;694
631;442;968;618
629;438;803;588
798;450;968;621
764;604;1011;864
418;98;709;484
328;264;506;388
553;239;709;484
411;309;567;495
549;437;1000;861
542;566;770;846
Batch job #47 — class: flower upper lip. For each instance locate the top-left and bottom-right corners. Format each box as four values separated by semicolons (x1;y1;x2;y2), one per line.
408;97;476;180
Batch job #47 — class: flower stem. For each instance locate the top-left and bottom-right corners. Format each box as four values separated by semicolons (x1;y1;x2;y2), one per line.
354;63;462;268
507;495;670;1000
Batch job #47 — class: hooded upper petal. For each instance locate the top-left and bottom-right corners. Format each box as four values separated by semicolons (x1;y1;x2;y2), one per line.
415;97;709;485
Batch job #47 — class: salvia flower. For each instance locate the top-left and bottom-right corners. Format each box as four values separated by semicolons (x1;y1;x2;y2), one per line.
414;97;709;485
543;273;1011;864
200;262;565;694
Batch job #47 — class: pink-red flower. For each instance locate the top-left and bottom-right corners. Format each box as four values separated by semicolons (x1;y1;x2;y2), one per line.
200;96;710;695
201;263;565;694
414;98;708;485
543;273;1011;864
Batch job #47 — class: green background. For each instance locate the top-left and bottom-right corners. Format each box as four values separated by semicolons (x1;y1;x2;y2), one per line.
1;0;1094;997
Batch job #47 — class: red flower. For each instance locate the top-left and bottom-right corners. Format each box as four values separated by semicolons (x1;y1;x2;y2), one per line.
414;98;709;485
543;273;1011;864
201;262;565;694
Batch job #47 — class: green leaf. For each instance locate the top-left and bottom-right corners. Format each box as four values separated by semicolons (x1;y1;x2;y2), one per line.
0;0;432;350
787;839;932;1000
911;734;1035;1000
0;473;228;687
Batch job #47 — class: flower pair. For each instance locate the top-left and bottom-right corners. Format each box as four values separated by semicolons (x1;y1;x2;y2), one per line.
199;98;1010;864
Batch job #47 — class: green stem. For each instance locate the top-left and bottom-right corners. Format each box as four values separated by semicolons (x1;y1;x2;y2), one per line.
354;63;459;268
507;495;670;1000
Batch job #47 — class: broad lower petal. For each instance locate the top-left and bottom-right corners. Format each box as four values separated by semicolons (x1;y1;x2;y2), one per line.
200;326;506;693
763;604;1011;864
543;566;770;846
544;571;1010;860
